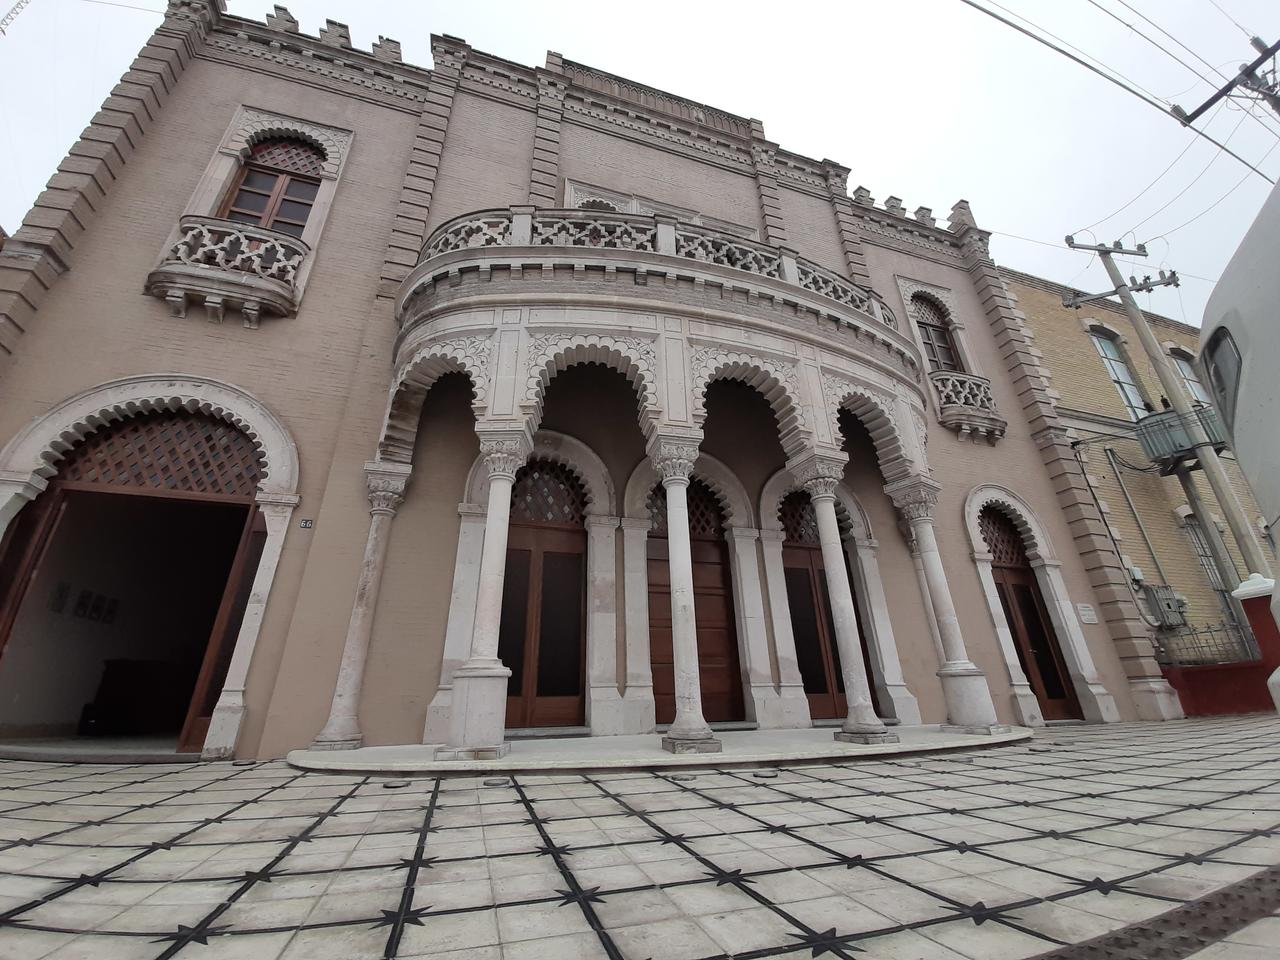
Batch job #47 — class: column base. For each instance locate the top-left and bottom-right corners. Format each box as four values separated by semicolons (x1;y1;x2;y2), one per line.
661;735;722;754
941;723;1015;736
754;682;812;729
1009;682;1045;728
422;685;452;744
1268;665;1280;713
620;685;657;734
937;661;1000;728
449;657;512;754
434;743;511;761
878;683;922;726
309;735;363;751
586;684;628;736
835;730;899;744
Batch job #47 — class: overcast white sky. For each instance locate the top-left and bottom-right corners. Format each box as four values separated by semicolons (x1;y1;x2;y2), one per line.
2;0;1277;327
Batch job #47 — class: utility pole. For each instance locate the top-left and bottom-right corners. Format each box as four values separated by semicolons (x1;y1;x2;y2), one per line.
1064;237;1273;584
1173;37;1280;123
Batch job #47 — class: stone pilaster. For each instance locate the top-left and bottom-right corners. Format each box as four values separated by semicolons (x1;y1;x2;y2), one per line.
0;0;221;369
950;200;1182;721
377;36;470;297
749;121;788;246
821;160;873;287
529;55;567;207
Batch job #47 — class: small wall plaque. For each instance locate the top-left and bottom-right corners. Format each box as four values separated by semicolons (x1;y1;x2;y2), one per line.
299;519;314;528
1076;602;1098;624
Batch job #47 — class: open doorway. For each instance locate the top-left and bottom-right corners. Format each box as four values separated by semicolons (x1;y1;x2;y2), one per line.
0;410;267;754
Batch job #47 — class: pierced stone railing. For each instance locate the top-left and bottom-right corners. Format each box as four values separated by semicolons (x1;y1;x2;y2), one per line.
416;207;897;328
145;216;310;328
929;370;1006;442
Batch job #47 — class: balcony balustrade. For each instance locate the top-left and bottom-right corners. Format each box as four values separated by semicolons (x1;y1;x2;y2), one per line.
1134;405;1228;475
929;370;1007;442
412;207;898;330
145;215;310;329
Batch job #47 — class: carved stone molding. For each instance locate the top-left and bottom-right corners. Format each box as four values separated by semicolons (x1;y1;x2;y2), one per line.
690;345;809;444
786;454;846;501
895;276;962;329
478;433;533;481
524;332;658;422
884;477;942;522
396;335;494;410
364;461;411;515
224;106;353;179
649;437;701;483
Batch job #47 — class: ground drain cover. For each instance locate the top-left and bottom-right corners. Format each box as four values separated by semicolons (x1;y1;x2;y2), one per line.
231;760;256;766
383;780;410;789
670;774;696;782
483;778;510;787
752;770;778;779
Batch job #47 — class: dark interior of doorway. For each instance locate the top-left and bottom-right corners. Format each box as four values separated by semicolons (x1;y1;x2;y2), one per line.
0;490;248;748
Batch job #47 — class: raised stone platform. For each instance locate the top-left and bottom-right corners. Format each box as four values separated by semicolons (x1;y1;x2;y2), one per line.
285;723;1031;774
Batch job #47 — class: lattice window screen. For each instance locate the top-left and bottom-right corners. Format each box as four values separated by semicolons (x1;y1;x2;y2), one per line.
979;506;1030;567
510;459;588;526
58;411;263;497
250;138;326;177
648;479;724;539
780;491;821;545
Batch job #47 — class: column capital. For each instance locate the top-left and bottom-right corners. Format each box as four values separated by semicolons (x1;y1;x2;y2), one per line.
619;516;652;533
884;476;942;522
787;452;847;500
586;514;622;530
648;434;702;484
725;525;761;543
364;461;411;515
476;428;533;480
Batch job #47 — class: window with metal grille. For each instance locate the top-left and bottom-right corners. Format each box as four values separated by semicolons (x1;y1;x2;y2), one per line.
779;491;821;545
220;138;325;238
911;295;961;372
647;478;724;539
1183;514;1240;619
1090;332;1147;421
509;459;588;527
1173;353;1212;405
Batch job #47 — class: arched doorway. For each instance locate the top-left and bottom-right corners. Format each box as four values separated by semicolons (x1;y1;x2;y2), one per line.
979;506;1082;721
647;478;744;723
778;490;881;720
498;459;588;728
0;410;268;753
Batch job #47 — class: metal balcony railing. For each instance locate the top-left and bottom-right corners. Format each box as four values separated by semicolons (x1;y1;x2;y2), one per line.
1134;405;1228;472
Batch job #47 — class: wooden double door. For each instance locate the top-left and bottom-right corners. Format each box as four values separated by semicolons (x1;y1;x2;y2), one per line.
781;543;881;721
646;479;744;724
981;507;1082;721
496;459;589;728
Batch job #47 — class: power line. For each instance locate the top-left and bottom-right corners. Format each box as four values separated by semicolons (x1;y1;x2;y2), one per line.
1206;0;1253;40
1145;135;1280;240
956;0;1274;183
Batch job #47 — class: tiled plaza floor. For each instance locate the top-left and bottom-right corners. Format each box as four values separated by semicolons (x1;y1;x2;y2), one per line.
0;717;1277;959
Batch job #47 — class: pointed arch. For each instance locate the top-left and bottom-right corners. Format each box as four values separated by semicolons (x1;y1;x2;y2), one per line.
823;373;912;483
378;336;493;464
524;334;659;436
758;467;867;541
690;348;809;459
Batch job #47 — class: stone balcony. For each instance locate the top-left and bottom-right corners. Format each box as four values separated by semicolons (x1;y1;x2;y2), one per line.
145;216;311;329
929;370;1007;443
397;208;920;380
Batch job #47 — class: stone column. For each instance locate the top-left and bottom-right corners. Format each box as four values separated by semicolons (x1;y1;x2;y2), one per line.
759;528;813;727
445;433;530;760
887;477;1004;733
845;534;922;725
796;459;896;744
585;515;624;734
620;517;657;732
653;439;720;753
312;461;412;750
725;526;780;725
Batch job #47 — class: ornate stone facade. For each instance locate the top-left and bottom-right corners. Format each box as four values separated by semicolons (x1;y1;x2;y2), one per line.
0;2;1196;761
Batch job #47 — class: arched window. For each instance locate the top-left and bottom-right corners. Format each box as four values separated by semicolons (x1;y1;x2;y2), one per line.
911;294;961;372
1090;330;1147;420
220;137;325;238
1203;328;1242;431
1172;351;1211;405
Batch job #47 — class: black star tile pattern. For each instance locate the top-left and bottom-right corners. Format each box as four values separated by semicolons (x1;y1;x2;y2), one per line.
0;717;1274;958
